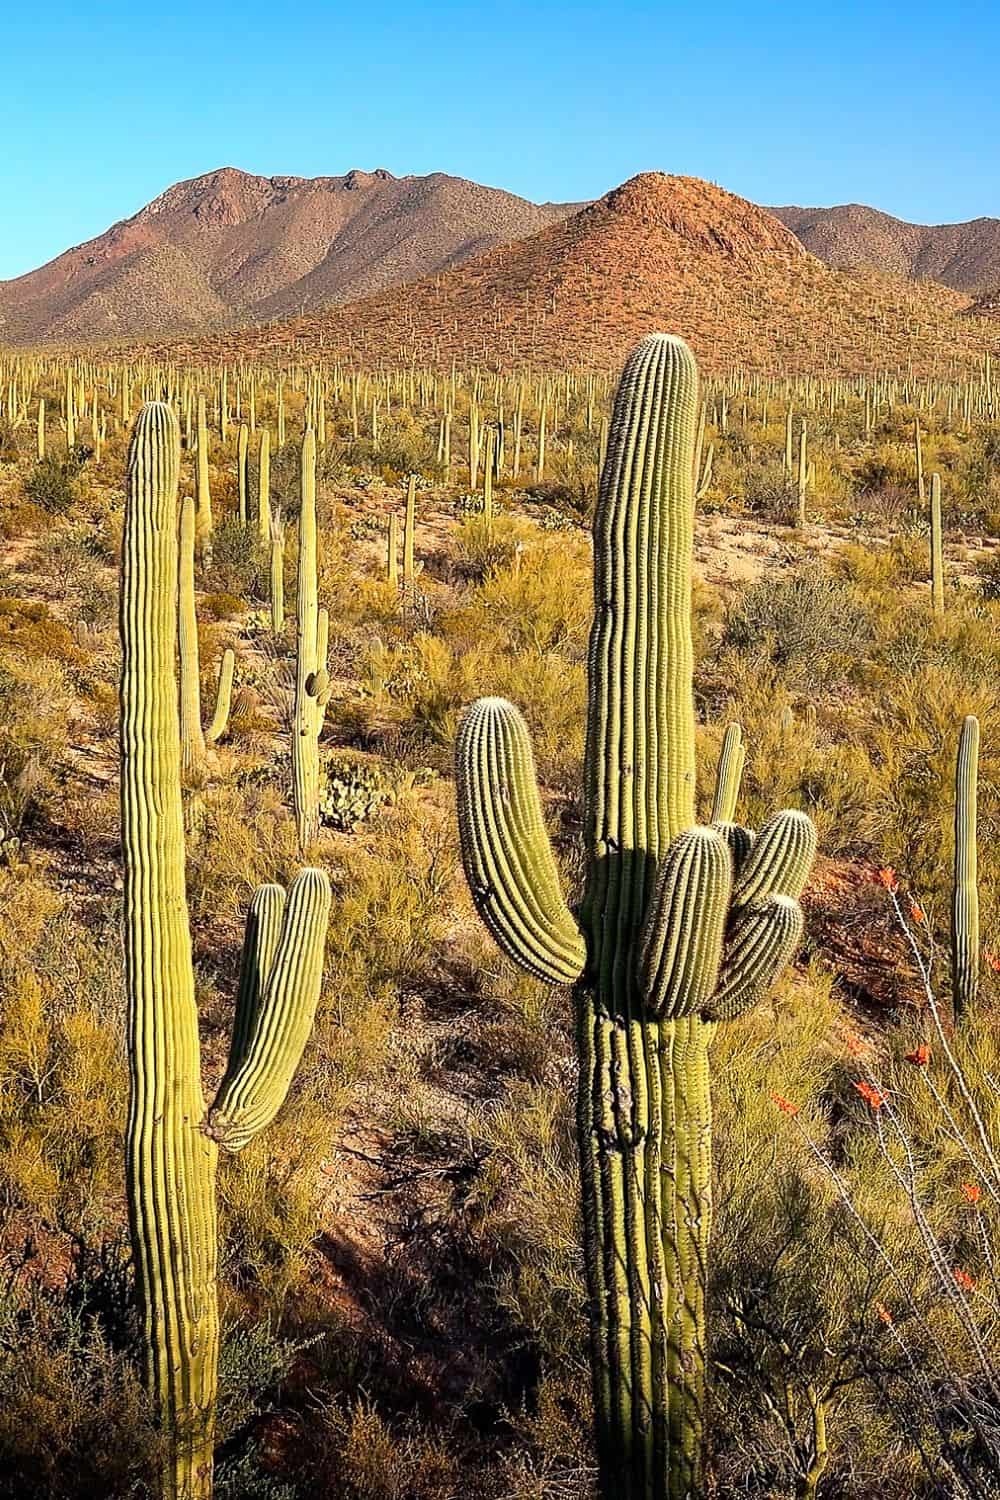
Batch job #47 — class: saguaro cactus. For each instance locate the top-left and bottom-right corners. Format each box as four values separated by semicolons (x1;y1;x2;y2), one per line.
291;429;330;849
455;336;815;1500
930;472;944;614
121;403;331;1500
952;714;980;1020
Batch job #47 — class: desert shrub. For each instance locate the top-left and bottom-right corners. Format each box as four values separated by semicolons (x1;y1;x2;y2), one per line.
721;568;873;690
0;1254;157;1500
23;455;81;515
977;549;1000;600
742;459;799;523
206;516;266;600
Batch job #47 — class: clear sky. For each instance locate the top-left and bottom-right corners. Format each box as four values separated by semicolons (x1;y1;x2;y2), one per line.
2;0;997;280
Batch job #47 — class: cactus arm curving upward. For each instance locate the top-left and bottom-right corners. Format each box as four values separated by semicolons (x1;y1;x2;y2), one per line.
205;648;235;747
952;714;980;1020
711;723;745;824
455;696;586;984
207;869;331;1151
638;827;731;1018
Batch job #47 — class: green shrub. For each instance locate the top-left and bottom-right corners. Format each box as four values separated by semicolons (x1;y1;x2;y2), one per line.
23;456;79;515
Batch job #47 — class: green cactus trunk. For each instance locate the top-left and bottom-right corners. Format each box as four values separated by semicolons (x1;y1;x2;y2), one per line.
454;337;815;1500
578;338;707;1497
952;714;979;1020
121;405;221;1499
121;405;330;1500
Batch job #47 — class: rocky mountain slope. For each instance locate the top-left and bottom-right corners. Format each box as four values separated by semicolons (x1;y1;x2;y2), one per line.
0;167;578;343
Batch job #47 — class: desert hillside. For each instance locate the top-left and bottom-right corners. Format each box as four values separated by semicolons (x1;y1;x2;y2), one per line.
145;173;999;374
0;167;579;344
774;201;1000;293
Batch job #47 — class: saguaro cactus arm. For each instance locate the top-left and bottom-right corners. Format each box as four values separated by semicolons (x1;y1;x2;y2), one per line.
456;697;586;984
638;826;732;1018
207;869;332;1152
711;723;745;824
205;648;236;746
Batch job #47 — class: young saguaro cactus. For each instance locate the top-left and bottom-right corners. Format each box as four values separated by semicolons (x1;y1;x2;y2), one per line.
455;336;816;1500
952;714;980;1020
121;403;331;1500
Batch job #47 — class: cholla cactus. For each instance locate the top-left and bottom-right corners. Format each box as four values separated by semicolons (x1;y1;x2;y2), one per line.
120;403;331;1500
454;337;816;1500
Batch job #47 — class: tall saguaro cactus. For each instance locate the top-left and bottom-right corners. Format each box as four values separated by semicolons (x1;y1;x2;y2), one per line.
292;429;330;849
952;714;980;1020
454;337;816;1500
121;403;331;1500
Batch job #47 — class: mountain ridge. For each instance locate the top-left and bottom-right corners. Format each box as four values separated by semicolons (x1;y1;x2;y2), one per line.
0;166;580;344
134;173;996;376
772;202;1000;294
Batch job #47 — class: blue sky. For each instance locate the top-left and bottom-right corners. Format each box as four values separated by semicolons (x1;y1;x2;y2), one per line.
2;0;997;280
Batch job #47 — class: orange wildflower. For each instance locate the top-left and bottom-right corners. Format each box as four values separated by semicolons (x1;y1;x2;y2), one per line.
953;1267;976;1293
875;867;899;893
985;950;1000;975
874;1301;893;1325
770;1092;800;1117
962;1182;983;1206
905;1043;931;1067
910;903;925;923
854;1080;888;1111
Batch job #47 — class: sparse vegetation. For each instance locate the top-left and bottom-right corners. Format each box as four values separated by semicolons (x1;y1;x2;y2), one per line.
1;339;1000;1500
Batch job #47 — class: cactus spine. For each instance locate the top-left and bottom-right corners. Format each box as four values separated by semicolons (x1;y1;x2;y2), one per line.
952;715;979;1020
121;404;331;1500
455;337;815;1500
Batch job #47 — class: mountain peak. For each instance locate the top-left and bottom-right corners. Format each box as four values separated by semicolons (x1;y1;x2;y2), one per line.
598;173;808;260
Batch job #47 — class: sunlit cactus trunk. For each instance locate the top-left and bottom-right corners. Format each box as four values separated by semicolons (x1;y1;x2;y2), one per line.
454;337;815;1500
121;405;331;1500
121;404;219;1500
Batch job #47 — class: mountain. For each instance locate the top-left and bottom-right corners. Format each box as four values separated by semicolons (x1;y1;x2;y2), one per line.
151;173;995;375
771;203;1000;295
0;167;579;344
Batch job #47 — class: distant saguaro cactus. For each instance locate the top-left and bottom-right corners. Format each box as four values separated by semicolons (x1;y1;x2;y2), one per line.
952;714;980;1020
120;403;331;1500
292;429;331;849
455;336;815;1500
